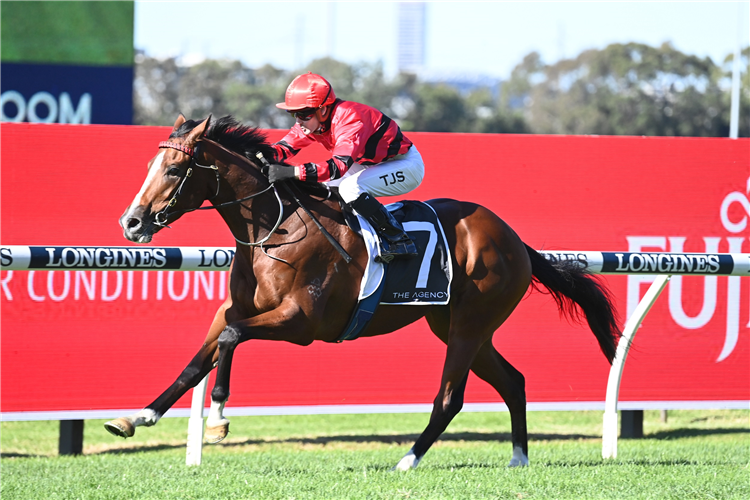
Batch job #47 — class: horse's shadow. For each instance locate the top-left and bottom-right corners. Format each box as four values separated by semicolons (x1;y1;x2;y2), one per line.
88;430;596;456
0;452;45;459
3;427;744;458
227;430;601;446
89;425;748;456
638;427;749;440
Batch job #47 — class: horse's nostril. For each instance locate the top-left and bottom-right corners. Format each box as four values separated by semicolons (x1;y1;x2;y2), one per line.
127;218;141;230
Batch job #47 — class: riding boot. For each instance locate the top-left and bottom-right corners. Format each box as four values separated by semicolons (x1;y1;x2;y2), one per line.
348;193;418;263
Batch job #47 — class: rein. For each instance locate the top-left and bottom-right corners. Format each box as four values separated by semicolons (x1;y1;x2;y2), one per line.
155;141;284;247
155;140;351;262
255;153;353;264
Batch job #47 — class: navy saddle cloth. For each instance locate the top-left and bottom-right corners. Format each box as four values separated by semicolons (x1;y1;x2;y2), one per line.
332;200;453;342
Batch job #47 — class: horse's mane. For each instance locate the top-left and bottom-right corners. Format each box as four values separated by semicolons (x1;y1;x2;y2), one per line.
172;115;332;199
171;115;277;164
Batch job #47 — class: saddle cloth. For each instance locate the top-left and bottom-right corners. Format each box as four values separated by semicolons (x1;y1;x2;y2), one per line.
332;200;453;342
359;200;453;305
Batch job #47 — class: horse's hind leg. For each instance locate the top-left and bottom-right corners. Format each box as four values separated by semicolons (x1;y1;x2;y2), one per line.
393;329;485;470
395;282;528;470
104;300;229;438
470;342;529;467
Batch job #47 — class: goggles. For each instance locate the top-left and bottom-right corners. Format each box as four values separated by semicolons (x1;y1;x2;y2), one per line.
289;108;317;121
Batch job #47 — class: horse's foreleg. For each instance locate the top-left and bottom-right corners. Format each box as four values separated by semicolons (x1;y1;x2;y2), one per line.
393;334;483;471
203;323;239;444
205;302;314;444
104;302;229;439
470;342;529;467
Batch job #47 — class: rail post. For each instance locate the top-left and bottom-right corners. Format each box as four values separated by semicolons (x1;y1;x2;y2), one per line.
601;274;670;459
186;374;210;466
59;419;84;456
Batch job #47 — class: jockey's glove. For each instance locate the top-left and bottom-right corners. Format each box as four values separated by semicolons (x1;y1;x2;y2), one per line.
266;164;297;183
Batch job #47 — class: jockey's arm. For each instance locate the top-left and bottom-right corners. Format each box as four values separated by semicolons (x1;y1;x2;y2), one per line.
270;127;312;163
296;115;366;183
270;112;367;184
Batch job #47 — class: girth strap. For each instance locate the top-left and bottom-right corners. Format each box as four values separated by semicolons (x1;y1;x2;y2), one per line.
330;263;388;342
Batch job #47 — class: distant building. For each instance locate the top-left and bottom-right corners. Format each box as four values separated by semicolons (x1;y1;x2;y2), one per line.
397;4;500;97
397;2;426;73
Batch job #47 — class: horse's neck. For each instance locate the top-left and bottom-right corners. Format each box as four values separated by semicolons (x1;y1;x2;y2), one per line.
198;141;276;240
201;138;258;175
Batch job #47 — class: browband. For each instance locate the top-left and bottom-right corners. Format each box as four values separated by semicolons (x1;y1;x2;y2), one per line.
159;141;194;157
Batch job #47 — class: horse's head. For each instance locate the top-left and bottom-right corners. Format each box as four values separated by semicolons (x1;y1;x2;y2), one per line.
120;114;212;243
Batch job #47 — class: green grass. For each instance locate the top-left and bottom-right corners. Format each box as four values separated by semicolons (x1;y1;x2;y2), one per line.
2;410;748;499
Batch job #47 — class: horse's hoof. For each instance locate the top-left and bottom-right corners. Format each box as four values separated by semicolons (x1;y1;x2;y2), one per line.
104;417;135;438
508;446;529;467
391;448;421;471
508;458;529;467
205;422;229;444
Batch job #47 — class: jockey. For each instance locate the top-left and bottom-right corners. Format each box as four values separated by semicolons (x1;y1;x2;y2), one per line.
266;72;424;261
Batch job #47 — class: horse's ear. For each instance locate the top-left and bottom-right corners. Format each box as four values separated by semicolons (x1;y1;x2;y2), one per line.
186;115;211;144
173;114;186;131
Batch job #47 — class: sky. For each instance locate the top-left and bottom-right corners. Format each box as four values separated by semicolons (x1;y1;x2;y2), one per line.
134;1;749;80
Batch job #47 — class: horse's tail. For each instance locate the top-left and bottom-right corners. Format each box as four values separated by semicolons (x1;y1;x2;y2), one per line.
525;244;621;364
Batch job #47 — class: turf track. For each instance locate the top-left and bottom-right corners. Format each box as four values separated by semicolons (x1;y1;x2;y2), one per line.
2;410;748;499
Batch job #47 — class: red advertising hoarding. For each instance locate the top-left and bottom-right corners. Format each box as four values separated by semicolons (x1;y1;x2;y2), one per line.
1;123;748;417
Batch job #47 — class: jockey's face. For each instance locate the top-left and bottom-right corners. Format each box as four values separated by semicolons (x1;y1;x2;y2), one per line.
294;106;328;135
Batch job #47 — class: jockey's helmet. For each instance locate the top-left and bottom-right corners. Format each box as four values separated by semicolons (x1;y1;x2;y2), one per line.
276;72;337;111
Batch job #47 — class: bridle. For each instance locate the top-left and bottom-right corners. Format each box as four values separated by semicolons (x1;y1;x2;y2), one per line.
153;141;216;227
154;140;284;247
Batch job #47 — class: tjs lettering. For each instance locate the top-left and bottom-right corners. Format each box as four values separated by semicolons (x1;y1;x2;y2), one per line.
379;171;405;186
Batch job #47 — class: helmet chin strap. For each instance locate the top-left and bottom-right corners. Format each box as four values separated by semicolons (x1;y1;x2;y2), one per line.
310;85;334;134
314;106;330;134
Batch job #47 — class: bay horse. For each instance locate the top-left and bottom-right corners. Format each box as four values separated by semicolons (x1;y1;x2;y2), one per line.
107;114;620;469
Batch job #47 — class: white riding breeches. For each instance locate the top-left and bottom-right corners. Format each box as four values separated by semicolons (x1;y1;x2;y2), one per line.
327;146;425;204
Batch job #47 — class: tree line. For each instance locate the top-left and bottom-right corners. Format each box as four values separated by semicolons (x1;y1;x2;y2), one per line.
134;42;749;137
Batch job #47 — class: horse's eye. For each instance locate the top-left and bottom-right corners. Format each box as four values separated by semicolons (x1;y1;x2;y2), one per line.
166;166;181;177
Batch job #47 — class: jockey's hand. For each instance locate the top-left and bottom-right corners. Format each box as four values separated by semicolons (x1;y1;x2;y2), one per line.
266;164;296;183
